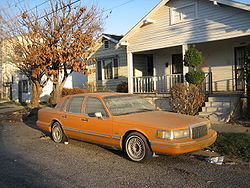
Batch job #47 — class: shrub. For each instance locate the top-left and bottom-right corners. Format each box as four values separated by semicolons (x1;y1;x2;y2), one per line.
184;47;203;67
62;87;89;96
117;82;128;93
185;70;205;84
169;83;205;116
209;133;250;161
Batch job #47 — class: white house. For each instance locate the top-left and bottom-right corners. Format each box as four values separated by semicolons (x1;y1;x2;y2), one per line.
88;0;249;121
10;71;87;103
118;0;250;94
0;55;87;103
0;35;87;103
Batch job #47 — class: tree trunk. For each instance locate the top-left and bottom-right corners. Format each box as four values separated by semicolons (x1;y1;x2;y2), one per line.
31;81;42;108
51;83;64;105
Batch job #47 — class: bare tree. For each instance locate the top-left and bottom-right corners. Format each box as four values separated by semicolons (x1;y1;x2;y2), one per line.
1;0;102;106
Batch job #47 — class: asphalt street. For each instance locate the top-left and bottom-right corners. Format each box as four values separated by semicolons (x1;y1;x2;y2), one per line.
0;117;250;188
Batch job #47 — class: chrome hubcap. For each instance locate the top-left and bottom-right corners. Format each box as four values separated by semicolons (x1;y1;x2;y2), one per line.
126;136;145;161
52;125;62;142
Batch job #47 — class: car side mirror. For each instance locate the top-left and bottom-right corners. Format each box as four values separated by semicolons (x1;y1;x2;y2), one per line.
95;112;103;120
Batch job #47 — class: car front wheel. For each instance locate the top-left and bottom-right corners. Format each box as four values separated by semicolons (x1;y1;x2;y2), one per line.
51;122;67;143
125;132;152;162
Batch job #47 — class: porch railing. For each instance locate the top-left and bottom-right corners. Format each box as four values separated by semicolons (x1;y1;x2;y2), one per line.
201;71;213;95
133;74;183;93
133;72;213;94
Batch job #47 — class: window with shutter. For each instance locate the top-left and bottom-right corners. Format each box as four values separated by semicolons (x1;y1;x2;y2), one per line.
96;57;119;80
104;40;110;49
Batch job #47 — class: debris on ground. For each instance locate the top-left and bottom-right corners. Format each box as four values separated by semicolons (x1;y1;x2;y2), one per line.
39;135;51;140
205;156;224;165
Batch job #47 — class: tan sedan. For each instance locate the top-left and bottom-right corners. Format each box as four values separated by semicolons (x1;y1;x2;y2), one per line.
37;93;217;162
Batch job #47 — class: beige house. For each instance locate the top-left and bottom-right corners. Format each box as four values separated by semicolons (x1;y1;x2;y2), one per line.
88;34;128;91
118;0;250;94
87;0;250;121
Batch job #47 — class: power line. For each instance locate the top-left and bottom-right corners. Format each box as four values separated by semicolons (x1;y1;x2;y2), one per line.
38;0;80;20
26;0;51;14
103;0;135;13
2;0;52;21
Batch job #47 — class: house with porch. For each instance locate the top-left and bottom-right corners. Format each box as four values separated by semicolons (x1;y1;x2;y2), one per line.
115;0;249;121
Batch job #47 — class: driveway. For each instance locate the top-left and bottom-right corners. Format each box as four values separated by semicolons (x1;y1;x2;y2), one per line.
0;114;250;188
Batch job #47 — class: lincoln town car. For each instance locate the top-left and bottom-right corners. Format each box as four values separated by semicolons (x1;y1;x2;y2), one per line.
36;93;217;162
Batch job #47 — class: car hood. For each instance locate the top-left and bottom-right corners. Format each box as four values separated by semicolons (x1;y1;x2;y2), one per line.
114;111;208;130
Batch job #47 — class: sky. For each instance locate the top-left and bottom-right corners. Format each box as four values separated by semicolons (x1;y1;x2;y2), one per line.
2;0;250;36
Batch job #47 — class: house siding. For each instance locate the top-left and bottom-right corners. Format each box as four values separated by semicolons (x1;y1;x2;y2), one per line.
126;0;250;53
88;40;128;91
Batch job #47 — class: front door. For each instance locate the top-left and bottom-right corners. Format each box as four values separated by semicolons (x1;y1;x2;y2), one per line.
172;54;184;83
235;47;245;91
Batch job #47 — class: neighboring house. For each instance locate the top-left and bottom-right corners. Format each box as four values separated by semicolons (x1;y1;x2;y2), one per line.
0;38;87;103
118;0;250;94
10;71;86;103
88;34;128;91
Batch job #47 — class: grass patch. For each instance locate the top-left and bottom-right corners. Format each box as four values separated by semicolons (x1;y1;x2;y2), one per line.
209;133;250;161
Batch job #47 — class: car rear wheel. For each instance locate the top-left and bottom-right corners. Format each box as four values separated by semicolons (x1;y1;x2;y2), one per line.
125;132;152;162
51;122;67;143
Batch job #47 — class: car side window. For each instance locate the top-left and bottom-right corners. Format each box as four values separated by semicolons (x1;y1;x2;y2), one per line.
85;97;108;118
60;97;69;111
66;96;85;114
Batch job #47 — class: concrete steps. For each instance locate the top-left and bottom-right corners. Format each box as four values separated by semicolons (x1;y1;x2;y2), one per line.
199;96;240;122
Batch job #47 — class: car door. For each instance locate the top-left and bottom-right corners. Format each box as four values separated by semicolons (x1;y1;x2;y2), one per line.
60;96;85;140
80;97;114;147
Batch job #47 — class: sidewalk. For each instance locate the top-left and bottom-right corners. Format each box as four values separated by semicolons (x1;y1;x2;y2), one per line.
0;102;25;114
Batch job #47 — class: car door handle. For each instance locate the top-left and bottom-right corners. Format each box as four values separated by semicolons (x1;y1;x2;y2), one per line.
81;118;88;122
61;115;67;118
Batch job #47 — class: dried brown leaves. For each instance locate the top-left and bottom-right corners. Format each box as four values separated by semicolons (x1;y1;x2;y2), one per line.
169;83;205;116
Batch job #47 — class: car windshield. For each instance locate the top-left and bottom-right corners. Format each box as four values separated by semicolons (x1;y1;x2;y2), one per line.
103;95;155;116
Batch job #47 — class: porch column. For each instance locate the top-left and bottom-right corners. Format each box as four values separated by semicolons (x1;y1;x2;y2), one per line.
182;44;189;79
127;51;134;93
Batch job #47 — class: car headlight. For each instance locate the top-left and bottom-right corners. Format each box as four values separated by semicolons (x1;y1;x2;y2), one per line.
156;129;190;140
173;129;190;139
156;130;173;140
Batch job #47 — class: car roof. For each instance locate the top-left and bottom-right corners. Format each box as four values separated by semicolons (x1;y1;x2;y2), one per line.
70;92;132;98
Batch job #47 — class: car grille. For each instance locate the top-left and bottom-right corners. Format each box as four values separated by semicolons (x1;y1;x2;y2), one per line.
191;124;208;139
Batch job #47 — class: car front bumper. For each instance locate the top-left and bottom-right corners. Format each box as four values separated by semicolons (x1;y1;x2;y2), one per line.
150;130;217;155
